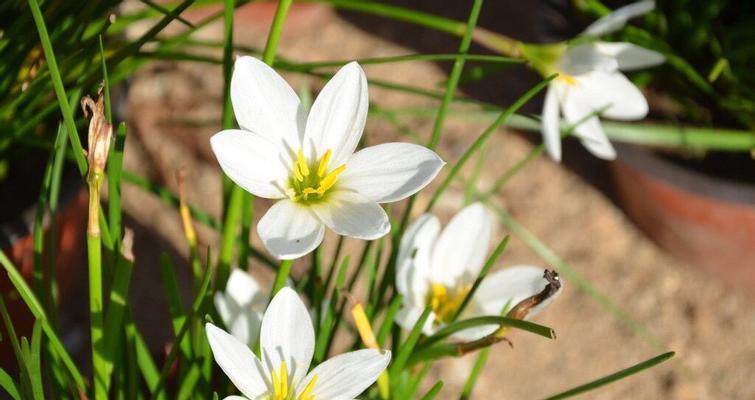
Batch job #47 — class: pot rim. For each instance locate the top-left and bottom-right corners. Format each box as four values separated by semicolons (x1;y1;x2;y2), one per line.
615;143;755;205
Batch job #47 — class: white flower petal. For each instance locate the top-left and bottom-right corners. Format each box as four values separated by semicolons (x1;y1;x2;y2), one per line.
580;134;617;160
231;56;306;154
594;42;665;71
582;0;655;37
205;323;268;398
214;269;265;346
223;397;248;400
260;287;315;387
560;45;619;75
210;130;289;199
231;56;305;153
297;349;391;400
475;266;562;319
257;200;325;260
310;190;390;240
577;71;648;120
430;203;491;286
541;84;562;162
303;62;368;166
340;143;444;203
396;214;440;305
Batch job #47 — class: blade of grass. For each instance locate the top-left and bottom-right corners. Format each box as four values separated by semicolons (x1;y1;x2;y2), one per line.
27;321;44;400
0;368;21;400
543;352;675;400
450;235;510;322
426;75;555;212
488;202;664;349
27;0;87;175
150;251;213;400
459;347;490;400
389;307;432;379
102;231;136;391
0;251;85;391
420;381;443;400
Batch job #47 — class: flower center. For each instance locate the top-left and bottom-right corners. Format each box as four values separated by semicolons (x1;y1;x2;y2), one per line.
287;149;346;203
269;361;318;400
427;283;471;325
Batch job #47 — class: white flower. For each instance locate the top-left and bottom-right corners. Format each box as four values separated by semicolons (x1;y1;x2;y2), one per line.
206;287;391;400
211;57;444;259
540;0;664;161
395;203;562;341
214;269;266;347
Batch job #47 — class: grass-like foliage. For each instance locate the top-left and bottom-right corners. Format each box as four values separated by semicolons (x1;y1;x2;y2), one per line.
0;0;695;398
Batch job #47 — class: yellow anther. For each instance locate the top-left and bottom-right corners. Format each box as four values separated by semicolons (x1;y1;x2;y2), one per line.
272;368;281;398
317;149;333;177
428;283;469;324
298;375;318;400
296;150;310;177
352;303;378;350
318;164;346;193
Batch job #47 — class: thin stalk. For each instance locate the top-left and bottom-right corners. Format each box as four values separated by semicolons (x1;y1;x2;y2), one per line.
270;260;294;298
426;75;555;212
87;170;106;400
543;352;675;400
27;0;87;175
428;0;483;150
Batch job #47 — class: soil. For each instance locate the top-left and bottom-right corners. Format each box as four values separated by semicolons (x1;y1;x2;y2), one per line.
117;3;755;399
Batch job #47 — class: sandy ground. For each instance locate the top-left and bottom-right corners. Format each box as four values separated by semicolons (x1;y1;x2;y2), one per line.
117;3;755;399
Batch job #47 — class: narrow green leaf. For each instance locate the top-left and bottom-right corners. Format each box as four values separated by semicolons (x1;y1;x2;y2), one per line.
27;0;88;175
376;294;403;347
543;352;675;400
426;75;555;211
0;368;21;400
390;307;432;378
451;235;510;322
460;347;491;399
420;381;443;400
488;203;664;349
27;321;44;400
427;0;483;149
0;251;85;390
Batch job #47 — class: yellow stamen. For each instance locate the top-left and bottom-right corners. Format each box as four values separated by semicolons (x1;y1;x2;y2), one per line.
298;375;318;400
352;303;378;350
317;149;332;177
317;164;346;193
296;150;310;177
428;283;470;324
288;148;346;203
280;361;288;399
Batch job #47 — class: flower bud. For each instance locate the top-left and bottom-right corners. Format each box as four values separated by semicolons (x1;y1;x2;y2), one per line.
81;85;112;177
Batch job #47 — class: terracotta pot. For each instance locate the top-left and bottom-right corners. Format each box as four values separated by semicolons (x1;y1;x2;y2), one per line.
611;144;755;291
0;185;87;369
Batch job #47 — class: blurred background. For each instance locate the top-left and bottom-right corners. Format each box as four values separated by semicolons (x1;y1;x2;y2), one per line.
1;0;754;398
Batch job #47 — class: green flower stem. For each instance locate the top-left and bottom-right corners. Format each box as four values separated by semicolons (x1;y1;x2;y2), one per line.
218;0;292;289
87;171;107;400
270;260;294;298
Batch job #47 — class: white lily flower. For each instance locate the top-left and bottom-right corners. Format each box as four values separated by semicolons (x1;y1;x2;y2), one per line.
211;57;444;259
395;203;562;341
214;269;266;347
540;0;664;161
206;287;391;400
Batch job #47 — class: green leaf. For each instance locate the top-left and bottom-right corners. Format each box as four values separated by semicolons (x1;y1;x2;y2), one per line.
543;352;675;399
0;368;21;400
